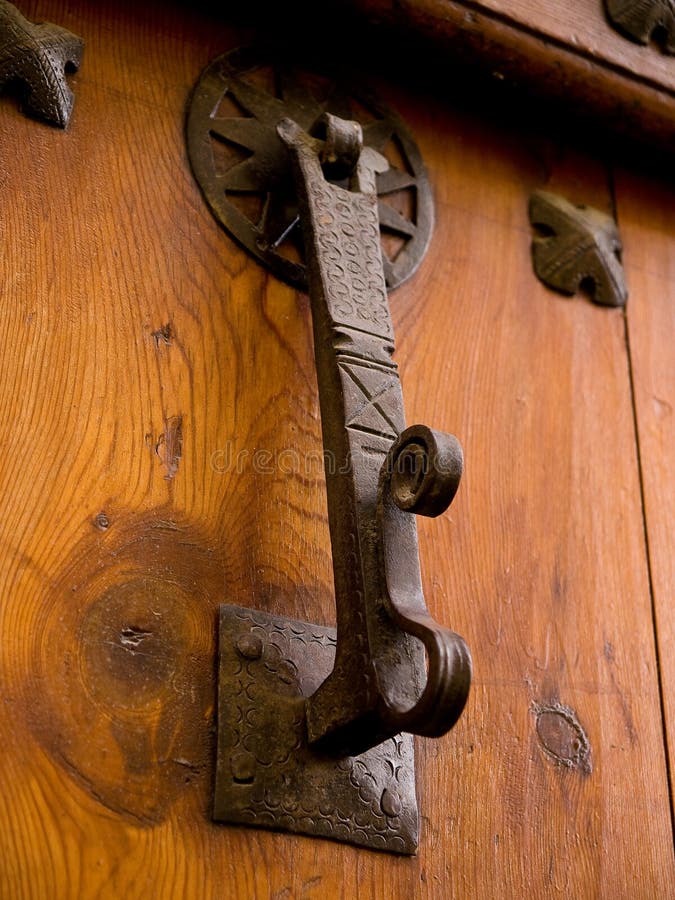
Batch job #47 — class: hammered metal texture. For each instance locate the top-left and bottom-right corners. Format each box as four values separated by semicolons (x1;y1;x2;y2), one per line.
279;118;471;755
214;605;419;854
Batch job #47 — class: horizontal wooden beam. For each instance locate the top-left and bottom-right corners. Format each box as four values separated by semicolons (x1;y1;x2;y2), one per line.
228;0;675;155
340;0;675;150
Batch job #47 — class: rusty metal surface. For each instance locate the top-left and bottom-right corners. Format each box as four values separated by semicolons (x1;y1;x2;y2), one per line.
214;605;418;854
0;0;83;127
605;0;675;54
529;190;628;307
186;44;433;292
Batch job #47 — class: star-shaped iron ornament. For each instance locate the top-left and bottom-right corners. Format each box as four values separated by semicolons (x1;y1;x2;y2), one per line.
0;0;84;128
187;45;433;292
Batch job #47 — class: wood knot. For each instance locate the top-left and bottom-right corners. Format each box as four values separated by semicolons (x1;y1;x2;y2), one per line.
17;508;227;824
532;701;592;775
94;511;110;530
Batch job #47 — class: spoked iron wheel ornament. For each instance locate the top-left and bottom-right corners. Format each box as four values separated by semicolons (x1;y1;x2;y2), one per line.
186;45;433;291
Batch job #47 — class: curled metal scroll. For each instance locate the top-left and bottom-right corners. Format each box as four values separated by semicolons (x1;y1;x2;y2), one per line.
377;426;471;739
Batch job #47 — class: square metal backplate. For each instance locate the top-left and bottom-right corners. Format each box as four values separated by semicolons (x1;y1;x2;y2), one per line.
214;605;418;854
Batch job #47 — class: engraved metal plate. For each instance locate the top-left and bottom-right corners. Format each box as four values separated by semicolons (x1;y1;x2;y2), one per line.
215;605;418;854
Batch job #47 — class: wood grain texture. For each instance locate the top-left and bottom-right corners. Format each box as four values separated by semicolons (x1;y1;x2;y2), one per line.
0;2;672;897
614;169;675;808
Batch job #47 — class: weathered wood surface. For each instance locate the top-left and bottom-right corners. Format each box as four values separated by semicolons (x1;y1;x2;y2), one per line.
615;169;675;803
0;2;673;897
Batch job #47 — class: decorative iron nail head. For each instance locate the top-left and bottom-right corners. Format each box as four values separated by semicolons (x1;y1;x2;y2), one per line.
529;190;628;308
605;0;675;54
0;0;84;127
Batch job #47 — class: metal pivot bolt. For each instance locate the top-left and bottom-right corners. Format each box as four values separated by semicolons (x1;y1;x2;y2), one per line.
188;55;471;853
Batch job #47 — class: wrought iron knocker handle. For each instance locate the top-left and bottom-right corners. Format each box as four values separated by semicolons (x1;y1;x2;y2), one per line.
278;115;471;756
194;55;473;849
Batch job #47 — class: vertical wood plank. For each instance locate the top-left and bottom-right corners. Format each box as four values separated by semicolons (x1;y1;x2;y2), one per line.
397;116;675;896
614;168;675;819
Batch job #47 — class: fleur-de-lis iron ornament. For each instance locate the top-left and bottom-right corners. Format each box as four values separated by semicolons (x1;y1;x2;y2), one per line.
529;190;628;308
0;0;84;127
605;0;675;54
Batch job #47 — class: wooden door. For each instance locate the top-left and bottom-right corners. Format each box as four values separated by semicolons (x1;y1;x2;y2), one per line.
1;2;674;897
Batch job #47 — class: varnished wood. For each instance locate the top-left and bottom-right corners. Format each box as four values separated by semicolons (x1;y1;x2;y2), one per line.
0;2;673;897
614;169;675;806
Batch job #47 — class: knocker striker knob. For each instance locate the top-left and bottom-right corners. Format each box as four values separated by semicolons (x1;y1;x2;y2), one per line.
386;425;463;519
